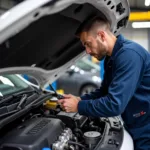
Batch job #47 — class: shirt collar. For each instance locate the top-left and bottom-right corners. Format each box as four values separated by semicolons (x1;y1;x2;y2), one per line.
111;34;125;59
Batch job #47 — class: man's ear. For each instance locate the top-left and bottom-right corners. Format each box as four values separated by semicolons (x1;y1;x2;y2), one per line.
97;31;105;42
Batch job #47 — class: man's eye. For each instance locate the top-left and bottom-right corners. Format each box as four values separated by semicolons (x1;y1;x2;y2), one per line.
86;43;90;47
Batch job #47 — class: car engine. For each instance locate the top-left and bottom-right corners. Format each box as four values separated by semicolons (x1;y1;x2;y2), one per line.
0;96;123;150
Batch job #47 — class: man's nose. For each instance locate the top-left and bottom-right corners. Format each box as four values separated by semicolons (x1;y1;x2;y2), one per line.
85;47;91;54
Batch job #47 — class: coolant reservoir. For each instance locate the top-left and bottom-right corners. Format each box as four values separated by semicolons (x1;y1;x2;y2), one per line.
44;100;58;109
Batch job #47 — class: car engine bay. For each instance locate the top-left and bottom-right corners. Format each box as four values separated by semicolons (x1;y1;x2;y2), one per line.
0;90;123;150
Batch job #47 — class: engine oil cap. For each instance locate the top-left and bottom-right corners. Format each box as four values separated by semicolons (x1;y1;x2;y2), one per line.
84;131;101;145
84;131;101;138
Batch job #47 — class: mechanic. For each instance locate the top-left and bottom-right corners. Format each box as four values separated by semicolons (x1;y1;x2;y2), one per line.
58;16;150;150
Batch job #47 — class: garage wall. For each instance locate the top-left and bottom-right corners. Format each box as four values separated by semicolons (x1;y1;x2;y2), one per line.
122;24;149;51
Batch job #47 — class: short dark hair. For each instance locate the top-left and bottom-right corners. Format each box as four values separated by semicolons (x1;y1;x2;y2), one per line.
75;16;110;37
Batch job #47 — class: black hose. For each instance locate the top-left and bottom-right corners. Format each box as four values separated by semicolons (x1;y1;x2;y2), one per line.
73;136;79;150
68;141;88;150
74;128;83;137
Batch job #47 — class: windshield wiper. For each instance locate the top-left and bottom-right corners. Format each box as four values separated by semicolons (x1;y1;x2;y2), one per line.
17;94;28;110
0;94;28;119
0;90;39;119
0;89;39;106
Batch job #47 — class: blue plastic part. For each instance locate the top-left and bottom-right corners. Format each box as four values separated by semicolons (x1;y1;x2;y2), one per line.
46;81;57;90
42;148;51;150
100;60;104;80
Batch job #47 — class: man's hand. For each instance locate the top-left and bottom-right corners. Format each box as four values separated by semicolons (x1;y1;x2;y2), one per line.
58;94;81;113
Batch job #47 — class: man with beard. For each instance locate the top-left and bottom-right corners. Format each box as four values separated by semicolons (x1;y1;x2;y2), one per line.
58;16;150;150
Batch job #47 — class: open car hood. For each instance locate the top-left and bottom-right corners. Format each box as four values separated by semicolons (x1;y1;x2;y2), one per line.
0;0;130;88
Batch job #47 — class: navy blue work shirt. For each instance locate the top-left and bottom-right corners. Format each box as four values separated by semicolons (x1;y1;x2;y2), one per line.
78;35;150;140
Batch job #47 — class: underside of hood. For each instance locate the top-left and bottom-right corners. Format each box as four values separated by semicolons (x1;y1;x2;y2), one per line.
0;0;130;88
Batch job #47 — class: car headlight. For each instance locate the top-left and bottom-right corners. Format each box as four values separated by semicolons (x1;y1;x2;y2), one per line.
92;76;101;83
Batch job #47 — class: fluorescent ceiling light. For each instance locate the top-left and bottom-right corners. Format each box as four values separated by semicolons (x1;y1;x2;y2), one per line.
132;22;150;28
145;0;150;6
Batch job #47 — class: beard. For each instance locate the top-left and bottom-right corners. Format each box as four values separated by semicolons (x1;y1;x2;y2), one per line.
97;55;105;61
94;51;106;60
93;40;107;61
92;54;105;61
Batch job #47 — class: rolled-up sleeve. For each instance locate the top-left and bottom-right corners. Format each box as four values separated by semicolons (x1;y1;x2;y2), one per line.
78;49;144;117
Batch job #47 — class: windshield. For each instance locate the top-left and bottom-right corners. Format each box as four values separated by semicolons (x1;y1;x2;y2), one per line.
0;74;32;97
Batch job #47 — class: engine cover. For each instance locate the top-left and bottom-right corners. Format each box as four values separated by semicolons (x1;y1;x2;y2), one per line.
1;118;64;150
